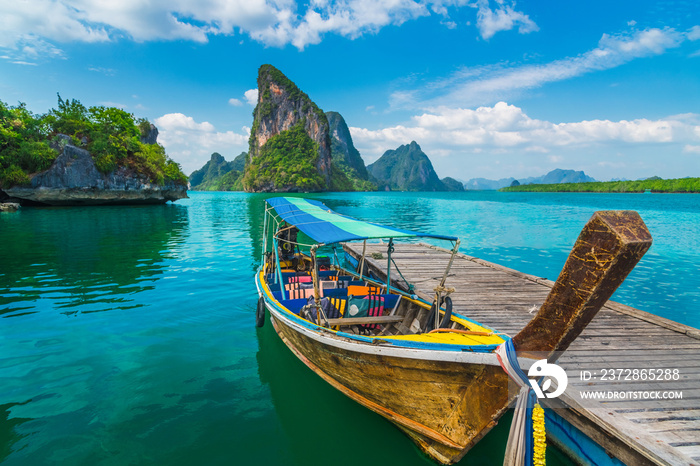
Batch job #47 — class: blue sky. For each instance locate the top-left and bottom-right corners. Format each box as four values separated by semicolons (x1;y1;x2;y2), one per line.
1;0;699;181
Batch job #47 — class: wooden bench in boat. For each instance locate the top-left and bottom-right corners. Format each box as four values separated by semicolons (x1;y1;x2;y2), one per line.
326;315;404;326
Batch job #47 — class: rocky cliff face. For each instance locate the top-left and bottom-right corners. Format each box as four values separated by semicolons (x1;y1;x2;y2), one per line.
326;111;369;180
245;65;332;192
140;123;159;145
367;141;447;192
2;139;187;206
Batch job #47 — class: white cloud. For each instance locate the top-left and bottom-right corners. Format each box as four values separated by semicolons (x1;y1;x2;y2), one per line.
89;67;116;76
229;98;243;106
688;25;700;41
154;112;249;174
244;89;259;106
0;0;536;59
394;26;696;109
683;144;700;154
350;102;700;165
475;0;538;40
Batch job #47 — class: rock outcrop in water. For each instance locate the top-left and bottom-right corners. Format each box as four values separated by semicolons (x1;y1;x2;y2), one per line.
1;137;187;206
441;177;465;192
367;141;447;191
189;152;246;191
244;64;332;192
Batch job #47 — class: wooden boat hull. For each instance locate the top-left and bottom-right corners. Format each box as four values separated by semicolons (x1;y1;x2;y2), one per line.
268;308;516;464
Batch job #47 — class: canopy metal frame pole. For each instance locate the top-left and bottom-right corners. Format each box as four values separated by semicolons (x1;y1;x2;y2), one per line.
273;237;286;300
262;205;270;257
386;238;394;292
271;217;281;285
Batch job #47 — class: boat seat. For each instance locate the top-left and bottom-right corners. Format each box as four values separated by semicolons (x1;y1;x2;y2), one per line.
323;288;348;298
285;284;314;299
327;315;404;327
346;285;370;296
287;275;312;284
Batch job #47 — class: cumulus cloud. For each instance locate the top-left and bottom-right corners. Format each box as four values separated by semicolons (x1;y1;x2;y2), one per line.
244;89;259;106
350;102;700;164
154;113;249;175
0;0;536;59
228;98;243;106
394;26;697;109
475;0;538;40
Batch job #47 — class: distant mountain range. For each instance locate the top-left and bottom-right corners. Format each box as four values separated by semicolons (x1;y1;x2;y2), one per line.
465;169;596;190
189;66;603;193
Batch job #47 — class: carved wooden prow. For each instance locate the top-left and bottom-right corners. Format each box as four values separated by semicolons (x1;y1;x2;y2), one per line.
513;211;652;357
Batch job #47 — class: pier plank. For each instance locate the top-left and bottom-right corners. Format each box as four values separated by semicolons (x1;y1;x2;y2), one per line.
344;242;700;466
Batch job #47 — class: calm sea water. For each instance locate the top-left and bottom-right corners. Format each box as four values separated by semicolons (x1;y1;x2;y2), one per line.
1;191;698;465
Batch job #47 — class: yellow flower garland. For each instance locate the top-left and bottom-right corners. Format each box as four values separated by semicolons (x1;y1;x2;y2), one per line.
532;402;546;465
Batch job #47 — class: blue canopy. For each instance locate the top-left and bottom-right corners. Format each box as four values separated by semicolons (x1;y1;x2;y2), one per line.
266;197;458;245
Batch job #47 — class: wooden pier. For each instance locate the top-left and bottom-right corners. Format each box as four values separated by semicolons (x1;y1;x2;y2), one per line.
344;242;700;466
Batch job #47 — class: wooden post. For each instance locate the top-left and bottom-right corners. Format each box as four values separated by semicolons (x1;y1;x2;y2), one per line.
310;245;323;326
513;211;652;357
358;240;367;278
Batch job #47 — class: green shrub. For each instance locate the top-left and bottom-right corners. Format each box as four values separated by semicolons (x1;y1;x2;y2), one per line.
0;164;30;188
243;122;325;191
94;152;116;174
17;141;57;173
0;95;188;186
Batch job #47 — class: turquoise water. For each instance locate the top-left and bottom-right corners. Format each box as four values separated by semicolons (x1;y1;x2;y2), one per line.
1;191;698;465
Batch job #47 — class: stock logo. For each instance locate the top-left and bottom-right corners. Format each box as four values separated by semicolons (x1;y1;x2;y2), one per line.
528;359;568;399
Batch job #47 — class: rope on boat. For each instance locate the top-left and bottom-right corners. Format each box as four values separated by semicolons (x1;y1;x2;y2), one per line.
496;339;546;466
390;254;414;293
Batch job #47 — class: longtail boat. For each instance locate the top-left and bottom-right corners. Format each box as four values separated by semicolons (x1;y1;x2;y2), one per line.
254;197;652;464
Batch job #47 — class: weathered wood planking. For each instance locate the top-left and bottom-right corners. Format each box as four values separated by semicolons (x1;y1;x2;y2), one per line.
344;242;700;466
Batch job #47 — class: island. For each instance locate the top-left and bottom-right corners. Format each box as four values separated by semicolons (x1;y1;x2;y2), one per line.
0;96;188;206
499;177;700;193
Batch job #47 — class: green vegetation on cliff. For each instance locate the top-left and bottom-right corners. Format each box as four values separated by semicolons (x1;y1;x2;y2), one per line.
328;162;377;191
189;152;246;191
441;177;465;191
246;64;332;192
499;177;700;193
0;96;187;189
243;123;325;192
368;141;446;191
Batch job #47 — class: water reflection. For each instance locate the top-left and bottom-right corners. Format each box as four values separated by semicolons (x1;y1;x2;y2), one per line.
0;402;31;463
0;204;188;316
